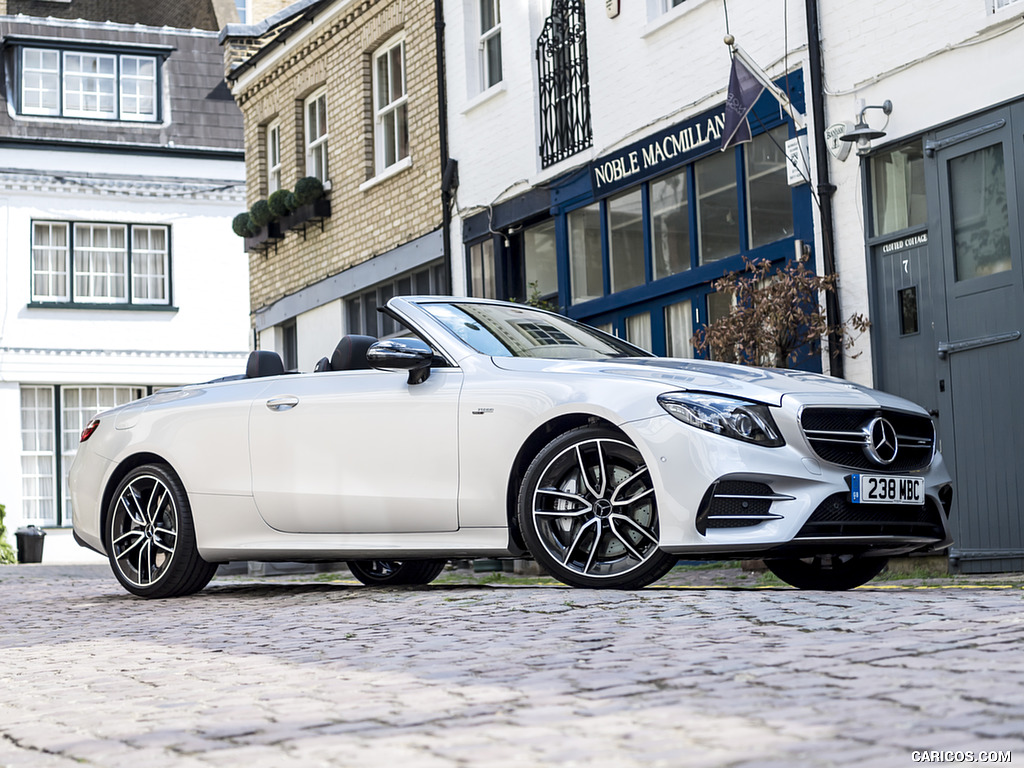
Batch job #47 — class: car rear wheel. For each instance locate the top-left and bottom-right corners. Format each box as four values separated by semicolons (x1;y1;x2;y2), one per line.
765;554;888;590
518;426;677;589
346;559;447;586
106;464;217;598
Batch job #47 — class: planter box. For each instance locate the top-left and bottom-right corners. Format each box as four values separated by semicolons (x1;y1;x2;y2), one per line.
280;197;332;237
244;220;283;253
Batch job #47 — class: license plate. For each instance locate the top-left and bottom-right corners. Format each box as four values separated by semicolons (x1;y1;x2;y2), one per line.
851;474;924;505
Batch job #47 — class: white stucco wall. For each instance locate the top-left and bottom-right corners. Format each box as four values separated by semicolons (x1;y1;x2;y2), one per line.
0;148;250;533
819;0;1024;385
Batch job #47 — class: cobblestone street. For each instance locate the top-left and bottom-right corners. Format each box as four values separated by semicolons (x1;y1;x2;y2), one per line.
2;564;1023;768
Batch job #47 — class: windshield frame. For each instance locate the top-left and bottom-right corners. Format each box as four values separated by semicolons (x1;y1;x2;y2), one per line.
417;300;653;360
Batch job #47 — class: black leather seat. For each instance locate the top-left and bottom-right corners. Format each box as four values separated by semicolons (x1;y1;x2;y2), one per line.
246;350;285;378
330;335;377;371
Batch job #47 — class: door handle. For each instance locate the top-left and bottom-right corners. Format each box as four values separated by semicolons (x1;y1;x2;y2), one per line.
266;395;299;412
937;331;1020;360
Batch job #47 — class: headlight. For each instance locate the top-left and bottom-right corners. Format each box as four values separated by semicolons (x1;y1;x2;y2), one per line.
658;392;784;447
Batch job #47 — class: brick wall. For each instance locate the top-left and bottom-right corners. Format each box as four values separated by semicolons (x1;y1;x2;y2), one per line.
231;0;443;317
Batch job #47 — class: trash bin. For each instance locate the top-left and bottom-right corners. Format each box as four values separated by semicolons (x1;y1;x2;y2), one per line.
15;526;46;564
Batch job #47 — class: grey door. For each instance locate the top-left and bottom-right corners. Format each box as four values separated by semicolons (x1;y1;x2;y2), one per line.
874;104;1024;572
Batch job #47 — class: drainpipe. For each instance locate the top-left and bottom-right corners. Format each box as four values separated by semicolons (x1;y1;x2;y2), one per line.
434;0;454;295
804;0;844;378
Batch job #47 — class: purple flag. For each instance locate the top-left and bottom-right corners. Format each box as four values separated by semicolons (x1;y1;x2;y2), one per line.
721;55;765;151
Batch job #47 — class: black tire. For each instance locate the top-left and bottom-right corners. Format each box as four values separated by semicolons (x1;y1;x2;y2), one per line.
105;463;217;598
346;559;447;586
765;554;889;590
517;426;677;589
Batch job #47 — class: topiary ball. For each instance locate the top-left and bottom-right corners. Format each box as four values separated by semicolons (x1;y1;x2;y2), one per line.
232;212;254;237
250;199;273;228
293;176;324;206
268;188;297;217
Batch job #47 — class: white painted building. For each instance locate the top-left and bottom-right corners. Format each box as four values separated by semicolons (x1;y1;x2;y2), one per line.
443;0;1024;571
0;14;249;540
445;0;813;359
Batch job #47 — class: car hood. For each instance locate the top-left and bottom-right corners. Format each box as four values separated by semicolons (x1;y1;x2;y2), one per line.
490;356;921;410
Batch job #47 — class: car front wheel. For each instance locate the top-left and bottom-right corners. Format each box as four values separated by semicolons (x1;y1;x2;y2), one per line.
518;426;677;589
765;554;888;590
346;559;447;586
106;463;217;598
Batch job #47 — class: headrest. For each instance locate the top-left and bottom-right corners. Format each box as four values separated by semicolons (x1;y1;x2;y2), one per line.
246;350;285;378
330;335;377;371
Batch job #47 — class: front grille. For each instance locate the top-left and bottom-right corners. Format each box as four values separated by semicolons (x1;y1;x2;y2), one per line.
795;493;945;540
800;407;934;471
696;480;782;535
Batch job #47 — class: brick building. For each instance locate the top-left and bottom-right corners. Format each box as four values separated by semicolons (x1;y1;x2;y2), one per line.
221;0;448;369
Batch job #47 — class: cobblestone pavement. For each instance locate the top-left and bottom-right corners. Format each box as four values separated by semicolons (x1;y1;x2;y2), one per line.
2;564;1023;768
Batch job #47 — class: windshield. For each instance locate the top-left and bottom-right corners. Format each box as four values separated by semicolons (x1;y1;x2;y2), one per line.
421;302;650;359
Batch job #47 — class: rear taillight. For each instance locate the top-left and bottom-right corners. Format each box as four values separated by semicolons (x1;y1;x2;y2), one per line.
80;418;101;442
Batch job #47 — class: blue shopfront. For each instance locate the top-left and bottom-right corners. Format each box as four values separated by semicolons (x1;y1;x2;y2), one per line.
464;73;814;363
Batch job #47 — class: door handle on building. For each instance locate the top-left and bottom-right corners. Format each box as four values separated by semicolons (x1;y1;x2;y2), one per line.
265;395;299;411
937;331;1020;360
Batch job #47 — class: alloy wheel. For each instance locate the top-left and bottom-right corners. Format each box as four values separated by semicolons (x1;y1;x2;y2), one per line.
530;437;660;580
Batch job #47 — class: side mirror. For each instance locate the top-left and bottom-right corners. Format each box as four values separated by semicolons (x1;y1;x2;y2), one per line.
366;338;434;385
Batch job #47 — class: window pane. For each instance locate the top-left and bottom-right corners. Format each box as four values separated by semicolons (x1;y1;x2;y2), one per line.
696;150;740;265
470;240;496;299
483;31;502;88
389;44;404;102
131;225;169;304
63;52;117;118
651;169;690;280
706;290;735;362
625;312;651;352
22;48;60;114
746;126;793;248
74;224;128;302
664;300;694;358
872;143;926;237
568;204;603;304
481;0;498;31
20;385;56;525
120;55;158;121
951;144;1011;281
608;188;645;292
524;220;558;298
32;222;69;301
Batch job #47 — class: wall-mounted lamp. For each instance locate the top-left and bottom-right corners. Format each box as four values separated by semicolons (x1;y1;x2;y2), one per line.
839;100;893;155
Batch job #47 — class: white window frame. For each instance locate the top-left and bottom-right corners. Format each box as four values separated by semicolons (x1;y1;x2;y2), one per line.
20;386;56;526
373;35;409;175
119;55;158;122
20;48;60;116
62;51;118;119
305;88;329;182
267;119;282;194
73;223;128;303
60;386;146;525
31;222;70;302
479;0;502;91
20;46;159;122
130;225;170;305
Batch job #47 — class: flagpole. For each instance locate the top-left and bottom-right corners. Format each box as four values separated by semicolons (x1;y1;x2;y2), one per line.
724;35;805;131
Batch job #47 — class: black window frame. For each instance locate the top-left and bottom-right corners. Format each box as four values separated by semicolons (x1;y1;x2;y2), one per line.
28;219;175;310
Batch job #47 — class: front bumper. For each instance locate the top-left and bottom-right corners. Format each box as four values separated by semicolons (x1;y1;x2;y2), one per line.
625;410;953;558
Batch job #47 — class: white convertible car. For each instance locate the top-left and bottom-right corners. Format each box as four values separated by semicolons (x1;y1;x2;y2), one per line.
70;296;953;597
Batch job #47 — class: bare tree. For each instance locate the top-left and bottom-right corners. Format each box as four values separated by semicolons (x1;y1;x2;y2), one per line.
691;256;870;369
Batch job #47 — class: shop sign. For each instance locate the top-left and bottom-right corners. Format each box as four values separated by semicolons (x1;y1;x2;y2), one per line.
590;105;727;196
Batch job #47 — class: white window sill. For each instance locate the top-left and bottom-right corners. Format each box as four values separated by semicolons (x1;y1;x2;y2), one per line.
359;155;413;192
642;0;716;38
461;82;507;115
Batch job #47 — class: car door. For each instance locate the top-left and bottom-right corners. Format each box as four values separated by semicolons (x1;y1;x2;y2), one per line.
248;367;463;533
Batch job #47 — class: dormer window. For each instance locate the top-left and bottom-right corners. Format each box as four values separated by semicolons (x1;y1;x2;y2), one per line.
18;46;159;122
